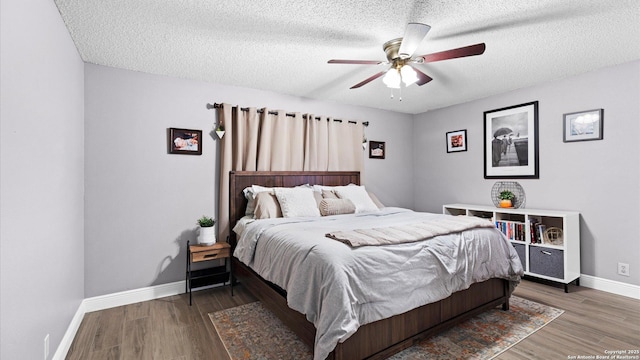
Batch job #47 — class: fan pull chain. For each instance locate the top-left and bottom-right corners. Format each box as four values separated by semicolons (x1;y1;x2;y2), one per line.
388;87;403;101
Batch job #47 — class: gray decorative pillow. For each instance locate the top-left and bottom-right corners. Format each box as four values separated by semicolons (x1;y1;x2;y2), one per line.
243;185;273;216
319;198;356;216
321;189;339;199
253;191;282;219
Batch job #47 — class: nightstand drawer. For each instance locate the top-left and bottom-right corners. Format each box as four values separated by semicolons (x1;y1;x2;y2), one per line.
191;247;230;262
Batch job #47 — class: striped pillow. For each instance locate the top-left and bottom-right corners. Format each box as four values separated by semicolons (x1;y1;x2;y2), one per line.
319;199;356;216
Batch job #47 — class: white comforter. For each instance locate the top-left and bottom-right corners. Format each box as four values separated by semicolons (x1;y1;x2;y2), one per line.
234;207;523;360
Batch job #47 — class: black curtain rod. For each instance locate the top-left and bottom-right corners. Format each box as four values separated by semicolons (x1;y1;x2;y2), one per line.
207;103;369;127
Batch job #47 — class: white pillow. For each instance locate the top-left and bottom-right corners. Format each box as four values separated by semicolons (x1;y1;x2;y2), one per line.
333;185;380;213
274;188;321;218
244;184;310;216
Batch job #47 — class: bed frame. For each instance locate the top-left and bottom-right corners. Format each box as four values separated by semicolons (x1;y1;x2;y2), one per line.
229;171;510;360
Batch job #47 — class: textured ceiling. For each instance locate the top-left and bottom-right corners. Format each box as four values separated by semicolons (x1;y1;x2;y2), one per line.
54;0;640;114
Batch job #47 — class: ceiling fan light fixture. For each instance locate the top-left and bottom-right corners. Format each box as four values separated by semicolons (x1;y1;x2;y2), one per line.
328;23;484;92
383;68;401;88
400;65;418;86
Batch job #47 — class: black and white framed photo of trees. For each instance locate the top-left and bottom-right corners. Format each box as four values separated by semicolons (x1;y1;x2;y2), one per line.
484;101;539;179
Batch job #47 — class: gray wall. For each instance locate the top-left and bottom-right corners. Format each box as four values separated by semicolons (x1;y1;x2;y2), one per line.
3;4;636;357
84;64;414;297
0;0;85;358
412;61;640;286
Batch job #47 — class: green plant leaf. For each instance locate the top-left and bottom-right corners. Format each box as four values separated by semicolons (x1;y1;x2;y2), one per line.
498;190;515;200
197;215;215;227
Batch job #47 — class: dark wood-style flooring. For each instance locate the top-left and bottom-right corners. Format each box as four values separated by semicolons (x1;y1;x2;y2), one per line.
66;280;640;359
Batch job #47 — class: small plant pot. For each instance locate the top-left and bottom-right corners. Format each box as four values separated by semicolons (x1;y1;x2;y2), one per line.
197;226;216;245
499;199;513;208
216;130;225;139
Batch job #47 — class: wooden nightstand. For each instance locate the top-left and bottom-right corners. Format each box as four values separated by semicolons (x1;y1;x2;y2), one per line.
186;241;232;305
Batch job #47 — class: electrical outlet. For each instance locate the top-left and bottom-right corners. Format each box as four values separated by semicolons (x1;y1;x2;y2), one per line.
618;262;630;277
44;334;49;359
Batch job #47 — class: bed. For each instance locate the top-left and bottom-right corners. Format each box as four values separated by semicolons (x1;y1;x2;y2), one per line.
228;171;523;360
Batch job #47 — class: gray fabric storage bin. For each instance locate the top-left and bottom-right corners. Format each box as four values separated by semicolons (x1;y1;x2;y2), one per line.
529;245;564;279
512;243;526;269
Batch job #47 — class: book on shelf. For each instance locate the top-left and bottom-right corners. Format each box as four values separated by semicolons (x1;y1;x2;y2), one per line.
537;224;547;244
527;219;547;244
494;220;526;241
529;219;537;243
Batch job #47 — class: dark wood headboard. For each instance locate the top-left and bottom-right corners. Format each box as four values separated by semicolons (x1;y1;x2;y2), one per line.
228;171;360;244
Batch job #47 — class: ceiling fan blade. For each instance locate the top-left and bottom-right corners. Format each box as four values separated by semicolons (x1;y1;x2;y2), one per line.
398;23;431;59
328;59;383;65
350;70;387;89
407;64;433;86
419;43;486;63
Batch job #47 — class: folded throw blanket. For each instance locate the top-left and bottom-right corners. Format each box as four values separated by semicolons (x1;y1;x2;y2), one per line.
326;216;495;247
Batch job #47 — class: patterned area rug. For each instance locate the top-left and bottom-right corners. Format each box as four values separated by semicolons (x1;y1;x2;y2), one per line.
209;296;563;360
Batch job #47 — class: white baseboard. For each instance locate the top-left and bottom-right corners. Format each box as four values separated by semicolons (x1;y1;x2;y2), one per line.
82;280;186;313
579;275;640;300
53;280;186;360
53;280;232;359
52;274;639;359
52;301;86;360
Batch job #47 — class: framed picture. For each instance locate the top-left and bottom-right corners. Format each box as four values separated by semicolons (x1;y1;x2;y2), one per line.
446;129;467;153
484;101;539;179
369;140;385;159
168;128;202;155
563;109;603;142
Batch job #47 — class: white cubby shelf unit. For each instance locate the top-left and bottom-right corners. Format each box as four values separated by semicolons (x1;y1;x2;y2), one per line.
443;203;580;292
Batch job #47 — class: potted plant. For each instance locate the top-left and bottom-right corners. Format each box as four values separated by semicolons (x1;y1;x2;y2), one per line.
215;124;225;139
498;190;515;208
197;215;216;245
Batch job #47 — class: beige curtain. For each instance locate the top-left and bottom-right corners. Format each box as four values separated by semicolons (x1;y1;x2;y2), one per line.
217;103;364;239
303;114;329;170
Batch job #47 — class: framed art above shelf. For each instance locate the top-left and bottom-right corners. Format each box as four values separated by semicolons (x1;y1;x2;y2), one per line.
484;101;539;179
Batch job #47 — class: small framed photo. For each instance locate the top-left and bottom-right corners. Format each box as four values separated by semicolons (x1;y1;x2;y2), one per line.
446;129;467;153
484;101;539;179
369;141;385;159
563;109;603;142
168;128;202;155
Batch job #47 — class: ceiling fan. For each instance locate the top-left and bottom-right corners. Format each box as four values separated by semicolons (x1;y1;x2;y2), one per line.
328;23;486;91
